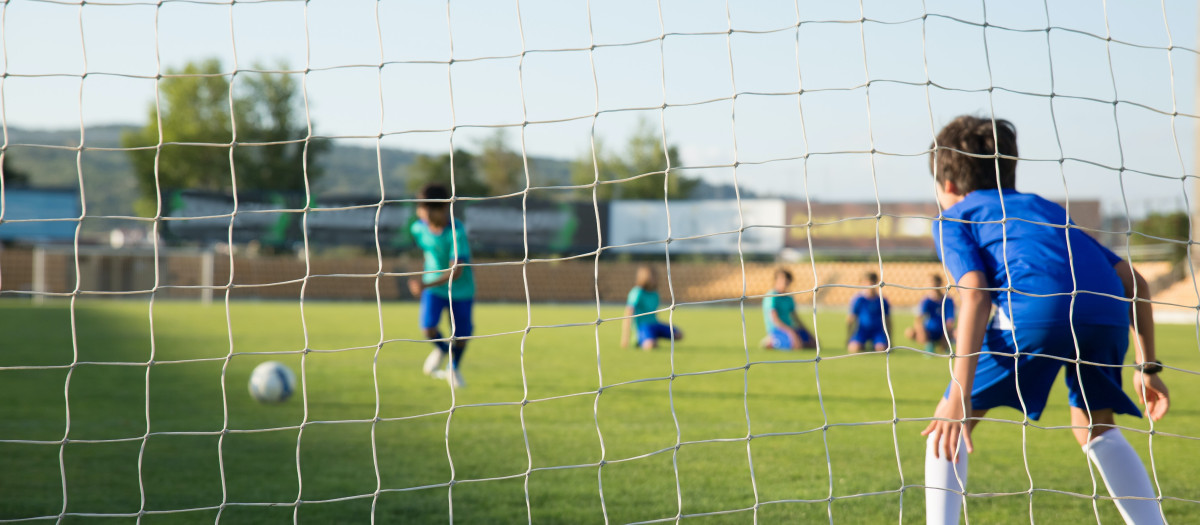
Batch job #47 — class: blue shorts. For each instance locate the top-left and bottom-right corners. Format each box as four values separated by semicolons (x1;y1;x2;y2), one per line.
923;326;947;342
419;290;474;338
636;322;678;346
769;325;813;350
850;326;888;347
945;325;1140;420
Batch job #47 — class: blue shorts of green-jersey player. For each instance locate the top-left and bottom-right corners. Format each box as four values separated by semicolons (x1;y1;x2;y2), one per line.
636;322;682;349
419;290;474;339
767;325;813;351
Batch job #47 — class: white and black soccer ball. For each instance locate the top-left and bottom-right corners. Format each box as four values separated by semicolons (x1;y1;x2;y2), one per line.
248;361;297;403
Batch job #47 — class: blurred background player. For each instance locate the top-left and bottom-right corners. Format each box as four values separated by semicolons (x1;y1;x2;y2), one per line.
921;115;1169;525
761;268;816;350
846;271;892;353
408;183;475;389
621;265;684;351
905;274;956;354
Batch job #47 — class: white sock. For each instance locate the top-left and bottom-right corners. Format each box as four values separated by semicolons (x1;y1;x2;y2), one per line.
925;433;968;525
1083;429;1164;525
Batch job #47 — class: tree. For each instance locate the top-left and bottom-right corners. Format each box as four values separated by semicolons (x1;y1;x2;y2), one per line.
406;149;489;197
475;129;526;196
2;160;30;187
235;63;328;191
1133;211;1189;260
122;58;325;215
571;119;698;200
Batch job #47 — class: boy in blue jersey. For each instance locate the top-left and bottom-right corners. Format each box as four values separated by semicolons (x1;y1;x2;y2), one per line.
407;183;475;389
620;265;684;350
846;271;892;353
922;116;1169;525
762;268;816;350
905;274;956;354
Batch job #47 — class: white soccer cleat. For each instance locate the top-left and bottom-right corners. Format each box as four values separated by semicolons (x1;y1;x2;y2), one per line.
449;367;466;389
432;369;448;380
423;349;446;376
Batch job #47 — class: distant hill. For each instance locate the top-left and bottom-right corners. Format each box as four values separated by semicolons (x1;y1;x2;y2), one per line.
4;125;576;217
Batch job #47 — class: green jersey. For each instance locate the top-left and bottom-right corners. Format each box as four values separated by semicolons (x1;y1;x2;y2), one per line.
763;290;796;332
626;286;659;327
410;218;475;300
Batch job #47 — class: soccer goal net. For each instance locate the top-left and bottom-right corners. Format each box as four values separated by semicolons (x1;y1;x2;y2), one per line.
0;0;1196;523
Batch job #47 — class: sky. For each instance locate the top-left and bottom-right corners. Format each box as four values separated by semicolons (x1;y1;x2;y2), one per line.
1;0;1196;218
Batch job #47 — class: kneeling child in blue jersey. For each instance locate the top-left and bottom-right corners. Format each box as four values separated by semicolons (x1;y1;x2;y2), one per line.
846;271;892;353
905;273;956;354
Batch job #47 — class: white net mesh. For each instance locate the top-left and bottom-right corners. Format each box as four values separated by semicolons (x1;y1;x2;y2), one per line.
0;0;1196;523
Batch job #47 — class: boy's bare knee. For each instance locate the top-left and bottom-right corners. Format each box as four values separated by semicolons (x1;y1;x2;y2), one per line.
1071;408;1117;445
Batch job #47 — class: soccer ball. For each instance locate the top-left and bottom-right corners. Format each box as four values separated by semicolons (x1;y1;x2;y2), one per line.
248;361;297;403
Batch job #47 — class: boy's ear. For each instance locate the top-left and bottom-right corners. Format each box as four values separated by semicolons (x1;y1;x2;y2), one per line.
942;178;960;196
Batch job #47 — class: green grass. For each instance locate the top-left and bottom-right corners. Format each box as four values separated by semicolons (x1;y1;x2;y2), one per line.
2;299;1198;523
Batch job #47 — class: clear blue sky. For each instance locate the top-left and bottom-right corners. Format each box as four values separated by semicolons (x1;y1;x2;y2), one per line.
2;0;1196;218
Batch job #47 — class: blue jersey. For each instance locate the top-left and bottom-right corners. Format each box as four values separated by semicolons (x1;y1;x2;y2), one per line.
850;292;890;332
626;286;659;327
932;189;1126;329
411;218;475;300
919;295;955;333
763;290;797;333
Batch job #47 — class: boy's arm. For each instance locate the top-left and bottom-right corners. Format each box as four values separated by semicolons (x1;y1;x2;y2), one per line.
412;265;464;291
886;310;894;344
922;270;990;461
845;297;858;338
1115;262;1169;421
772;310;800;347
408;266;464;297
790;311;807;330
913;309;927;329
620;306;634;348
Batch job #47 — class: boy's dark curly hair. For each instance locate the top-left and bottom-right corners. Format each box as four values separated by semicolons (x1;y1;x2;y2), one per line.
930;115;1018;194
417;183;450;210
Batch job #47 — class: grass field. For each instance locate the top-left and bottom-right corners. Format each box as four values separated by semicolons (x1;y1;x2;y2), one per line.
1;298;1198;523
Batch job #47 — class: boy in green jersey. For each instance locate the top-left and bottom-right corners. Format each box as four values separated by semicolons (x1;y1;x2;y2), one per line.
408;183;475;389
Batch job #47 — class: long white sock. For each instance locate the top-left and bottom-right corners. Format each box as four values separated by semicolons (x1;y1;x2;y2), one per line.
1083;429;1164;525
925;433;968;525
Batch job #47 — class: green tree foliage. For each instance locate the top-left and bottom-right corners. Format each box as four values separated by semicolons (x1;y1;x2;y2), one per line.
476;129;527;196
122;58;326;215
404;131;530;198
405;149;489;197
1133;211;1190;260
571;120;697;200
2;159;30;187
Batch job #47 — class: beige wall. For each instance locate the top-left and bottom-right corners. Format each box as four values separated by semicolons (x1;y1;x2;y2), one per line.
0;248;1175;308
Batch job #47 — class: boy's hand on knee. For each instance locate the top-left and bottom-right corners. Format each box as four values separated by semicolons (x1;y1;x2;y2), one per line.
1135;373;1170;421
